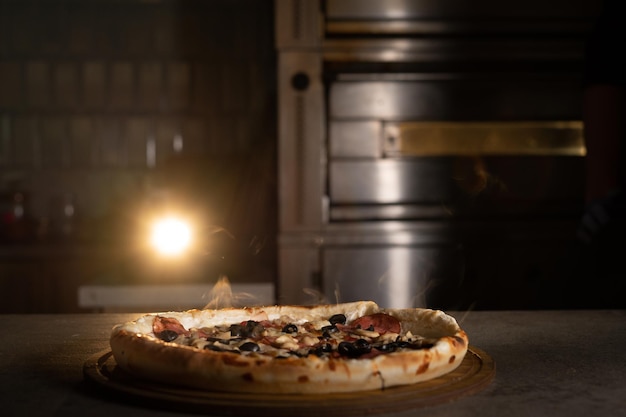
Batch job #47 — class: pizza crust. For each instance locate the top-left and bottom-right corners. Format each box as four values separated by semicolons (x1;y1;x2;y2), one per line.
109;301;468;394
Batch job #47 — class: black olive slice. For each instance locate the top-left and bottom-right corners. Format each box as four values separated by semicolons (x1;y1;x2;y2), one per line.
204;344;225;352
312;342;333;356
229;324;245;337
354;338;371;354
239;342;260;352
156;330;179;342
321;325;338;333
282;324;298;334
374;343;396;352
329;314;347;325
338;341;362;358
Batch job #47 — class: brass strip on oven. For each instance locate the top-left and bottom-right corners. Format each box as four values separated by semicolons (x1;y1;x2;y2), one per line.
383;121;585;157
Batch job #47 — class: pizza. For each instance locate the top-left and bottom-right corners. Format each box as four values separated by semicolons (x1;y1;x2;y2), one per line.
109;301;468;394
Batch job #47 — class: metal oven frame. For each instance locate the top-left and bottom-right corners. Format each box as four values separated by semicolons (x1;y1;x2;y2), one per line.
275;0;597;309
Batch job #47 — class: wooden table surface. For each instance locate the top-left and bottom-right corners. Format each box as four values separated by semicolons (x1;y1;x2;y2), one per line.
2;310;626;417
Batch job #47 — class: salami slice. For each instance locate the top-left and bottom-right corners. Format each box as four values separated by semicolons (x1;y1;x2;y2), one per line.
350;313;401;334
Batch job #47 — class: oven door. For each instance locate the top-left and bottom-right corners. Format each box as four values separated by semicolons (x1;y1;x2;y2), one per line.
327;76;585;222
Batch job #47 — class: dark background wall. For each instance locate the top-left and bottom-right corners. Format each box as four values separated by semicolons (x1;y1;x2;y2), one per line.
0;0;278;312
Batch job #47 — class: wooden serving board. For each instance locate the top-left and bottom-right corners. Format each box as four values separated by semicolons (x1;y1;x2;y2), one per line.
84;346;495;416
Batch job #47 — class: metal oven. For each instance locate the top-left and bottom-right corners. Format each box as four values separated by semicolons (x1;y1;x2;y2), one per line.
275;0;599;309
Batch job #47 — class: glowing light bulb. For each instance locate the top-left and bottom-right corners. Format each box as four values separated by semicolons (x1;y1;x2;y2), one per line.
150;217;192;256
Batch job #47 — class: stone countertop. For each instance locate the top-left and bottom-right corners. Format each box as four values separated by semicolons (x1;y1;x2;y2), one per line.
2;310;625;417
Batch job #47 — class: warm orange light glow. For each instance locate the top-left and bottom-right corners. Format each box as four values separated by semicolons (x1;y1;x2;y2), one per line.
150;216;192;256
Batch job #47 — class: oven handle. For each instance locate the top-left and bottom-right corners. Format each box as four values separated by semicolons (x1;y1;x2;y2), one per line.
383;121;585;157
